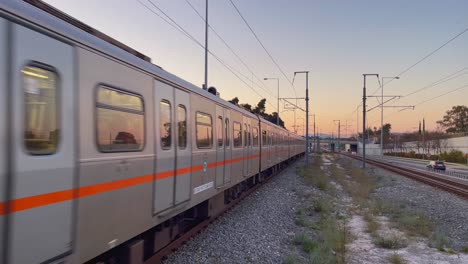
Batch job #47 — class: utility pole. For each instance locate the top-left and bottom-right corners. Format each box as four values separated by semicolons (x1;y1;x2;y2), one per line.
294;71;310;164
203;0;208;90
362;74;379;168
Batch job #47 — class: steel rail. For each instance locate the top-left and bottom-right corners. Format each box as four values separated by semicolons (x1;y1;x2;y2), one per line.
342;153;468;199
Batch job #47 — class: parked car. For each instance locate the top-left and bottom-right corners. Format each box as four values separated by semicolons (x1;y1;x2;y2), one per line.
427;160;446;171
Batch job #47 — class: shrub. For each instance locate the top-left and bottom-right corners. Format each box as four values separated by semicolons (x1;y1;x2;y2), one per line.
387;253;407;264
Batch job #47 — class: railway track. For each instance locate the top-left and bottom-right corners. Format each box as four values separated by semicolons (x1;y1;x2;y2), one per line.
144;158;302;263
342;153;468;199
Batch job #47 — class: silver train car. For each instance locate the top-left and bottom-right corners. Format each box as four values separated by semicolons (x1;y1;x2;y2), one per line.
0;1;306;263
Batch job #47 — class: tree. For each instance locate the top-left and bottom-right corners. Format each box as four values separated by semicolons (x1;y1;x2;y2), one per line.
253;98;266;115
264;112;285;128
228;97;239;105
376;123;392;147
437;105;468;133
240;103;252;112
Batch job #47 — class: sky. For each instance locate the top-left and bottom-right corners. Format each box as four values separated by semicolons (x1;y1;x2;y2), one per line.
43;0;468;136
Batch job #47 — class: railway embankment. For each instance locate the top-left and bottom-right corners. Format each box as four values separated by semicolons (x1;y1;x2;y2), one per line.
163;159;309;263
289;153;468;264
163;154;468;263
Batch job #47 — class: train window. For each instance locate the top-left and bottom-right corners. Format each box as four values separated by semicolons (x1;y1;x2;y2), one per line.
217;116;223;148
233;122;242;148
225;118;230;147
159;101;171;149
177;105;187;149
196;112;212;148
244;123;248;147
23;65;59;155
253;127;259;147
262;130;267;146
248;125;251;146
96;86;144;152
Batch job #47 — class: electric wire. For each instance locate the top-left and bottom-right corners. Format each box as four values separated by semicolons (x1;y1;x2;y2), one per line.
369;24;468;96
228;0;298;97
138;0;276;108
184;0;276;99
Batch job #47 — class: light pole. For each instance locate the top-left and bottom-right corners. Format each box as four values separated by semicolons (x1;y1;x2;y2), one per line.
334;120;341;152
294;71;310;165
203;0;208;90
264;77;280;125
362;74;379;168
380;76;399;155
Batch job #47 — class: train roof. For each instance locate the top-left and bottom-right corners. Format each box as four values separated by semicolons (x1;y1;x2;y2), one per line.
1;0;299;133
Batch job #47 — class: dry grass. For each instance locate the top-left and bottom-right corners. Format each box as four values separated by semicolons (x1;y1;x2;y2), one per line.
387;253;407;264
374;234;408;249
363;212;380;235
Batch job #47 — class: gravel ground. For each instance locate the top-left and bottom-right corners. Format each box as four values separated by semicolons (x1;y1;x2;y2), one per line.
163;159;307;264
346;157;468;250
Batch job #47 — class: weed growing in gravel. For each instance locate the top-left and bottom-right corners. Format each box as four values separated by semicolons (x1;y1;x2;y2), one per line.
298;155;334;193
363;212;380;235
293;233;318;253
282;254;301;264
387;252;407;264
312;197;331;213
370;199;433;238
462;246;468;253
397;214;433;237
330;162;377;207
295;217;313;229
429;231;449;251
374;234;408;249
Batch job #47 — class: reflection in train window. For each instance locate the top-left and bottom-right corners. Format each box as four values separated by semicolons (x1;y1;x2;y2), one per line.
233;122;242;148
23;65;59;155
252;127;259;147
225;118;230;147
178;105;187;149
217;116;223;148
196;112;212;148
248;125;251;146
160;100;172;149
96;86;144;152
244;123;248;147
262;130;267;146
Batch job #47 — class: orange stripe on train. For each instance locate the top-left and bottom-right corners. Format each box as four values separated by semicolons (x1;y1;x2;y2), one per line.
0;150;290;215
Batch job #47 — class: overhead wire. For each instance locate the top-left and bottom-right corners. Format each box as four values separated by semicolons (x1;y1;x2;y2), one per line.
368;23;468;96
414;83;468;106
404;66;468;97
183;0;277;99
228;0;298;97
137;0;276;108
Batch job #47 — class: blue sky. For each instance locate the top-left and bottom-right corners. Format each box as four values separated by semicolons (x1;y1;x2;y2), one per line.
44;0;468;135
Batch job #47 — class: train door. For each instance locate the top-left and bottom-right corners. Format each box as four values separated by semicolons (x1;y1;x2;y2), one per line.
174;89;191;205
224;110;231;184
153;82;175;213
215;106;224;188
8;24;75;264
247;123;253;175
242;117;249;177
0;18;6;263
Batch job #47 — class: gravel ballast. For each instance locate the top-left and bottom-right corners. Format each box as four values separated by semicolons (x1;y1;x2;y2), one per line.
346;157;468;250
163;160;307;264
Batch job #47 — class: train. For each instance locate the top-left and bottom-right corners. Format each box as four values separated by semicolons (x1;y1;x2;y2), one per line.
0;1;306;263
